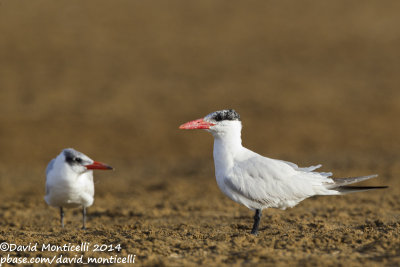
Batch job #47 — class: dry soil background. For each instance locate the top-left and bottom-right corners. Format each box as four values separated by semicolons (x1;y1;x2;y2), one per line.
0;1;399;266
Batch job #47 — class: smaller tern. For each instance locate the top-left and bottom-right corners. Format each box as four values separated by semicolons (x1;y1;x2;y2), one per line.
45;148;113;229
180;109;387;235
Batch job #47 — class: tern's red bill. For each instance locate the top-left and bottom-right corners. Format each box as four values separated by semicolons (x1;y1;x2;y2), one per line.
179;118;215;130
85;161;113;170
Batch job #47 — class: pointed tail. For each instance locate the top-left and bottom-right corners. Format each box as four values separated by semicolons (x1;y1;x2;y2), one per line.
335;185;388;194
326;174;388;194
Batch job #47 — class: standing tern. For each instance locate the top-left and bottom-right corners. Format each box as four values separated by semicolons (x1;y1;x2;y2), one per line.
179;109;387;235
45;148;113;229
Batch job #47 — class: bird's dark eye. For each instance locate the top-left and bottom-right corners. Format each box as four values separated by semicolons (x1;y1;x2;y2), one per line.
215;113;223;121
75;157;82;163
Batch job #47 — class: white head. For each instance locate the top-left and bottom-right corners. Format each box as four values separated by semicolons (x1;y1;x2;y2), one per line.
59;148;113;174
179;109;242;139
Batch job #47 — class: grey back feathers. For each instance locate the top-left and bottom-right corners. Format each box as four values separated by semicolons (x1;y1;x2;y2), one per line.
207;109;241;122
46;159;56;176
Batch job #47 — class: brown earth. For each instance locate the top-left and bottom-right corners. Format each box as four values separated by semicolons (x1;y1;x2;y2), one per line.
0;1;399;266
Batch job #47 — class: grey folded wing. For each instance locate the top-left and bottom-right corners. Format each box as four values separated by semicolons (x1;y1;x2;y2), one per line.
46;159;56;177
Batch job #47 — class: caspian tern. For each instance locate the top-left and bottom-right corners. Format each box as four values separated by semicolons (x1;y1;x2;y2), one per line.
179;109;387;235
45;148;113;229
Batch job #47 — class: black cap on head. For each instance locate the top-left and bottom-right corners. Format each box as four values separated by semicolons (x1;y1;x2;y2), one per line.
207;109;241;122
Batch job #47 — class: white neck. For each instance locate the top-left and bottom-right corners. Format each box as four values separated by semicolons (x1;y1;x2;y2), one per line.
211;121;243;171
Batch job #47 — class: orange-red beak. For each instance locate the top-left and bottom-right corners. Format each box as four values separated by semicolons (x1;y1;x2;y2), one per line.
179;118;215;130
85;161;113;170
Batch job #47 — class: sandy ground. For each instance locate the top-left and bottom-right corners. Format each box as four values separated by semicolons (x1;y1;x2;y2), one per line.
0;1;399;266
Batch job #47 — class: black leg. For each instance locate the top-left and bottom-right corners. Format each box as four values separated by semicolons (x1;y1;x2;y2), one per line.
82;207;87;230
60;207;64;228
251;209;262;235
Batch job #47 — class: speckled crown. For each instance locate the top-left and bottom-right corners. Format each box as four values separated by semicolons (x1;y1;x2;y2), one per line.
207;109;241;122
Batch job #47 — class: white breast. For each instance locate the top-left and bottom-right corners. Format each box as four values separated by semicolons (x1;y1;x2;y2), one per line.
45;159;95;208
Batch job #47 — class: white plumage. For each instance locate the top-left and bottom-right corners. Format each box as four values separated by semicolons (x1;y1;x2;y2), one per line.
180;109;385;234
45;148;113;229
